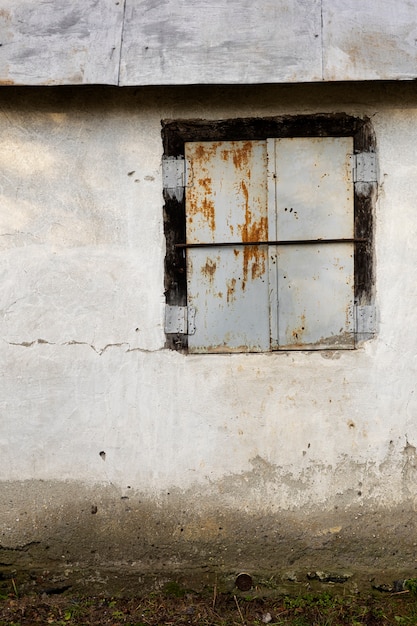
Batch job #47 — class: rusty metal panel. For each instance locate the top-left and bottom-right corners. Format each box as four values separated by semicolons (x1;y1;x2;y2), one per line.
184;137;355;352
120;0;322;85
0;0;123;85
274;138;354;349
185;141;270;353
323;0;417;81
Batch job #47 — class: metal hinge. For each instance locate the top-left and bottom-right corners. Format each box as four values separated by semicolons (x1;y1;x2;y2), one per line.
165;305;196;335
351;153;378;183
162;156;190;201
355;304;376;336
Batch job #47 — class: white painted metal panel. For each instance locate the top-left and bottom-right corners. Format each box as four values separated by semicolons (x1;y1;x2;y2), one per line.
185;141;270;353
277;244;354;349
275;138;354;240
0;0;123;85
120;0;322;85
274;138;354;349
323;0;417;81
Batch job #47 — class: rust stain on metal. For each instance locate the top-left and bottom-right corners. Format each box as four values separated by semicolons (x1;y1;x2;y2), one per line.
194;142;222;162
198;177;212;193
291;314;306;342
221;141;253;173
201;197;216;233
187;149;216;233
281;331;354;350
187;177;216;234
238;179;267;290
226;278;237;303
232;141;253;172
201;258;217;283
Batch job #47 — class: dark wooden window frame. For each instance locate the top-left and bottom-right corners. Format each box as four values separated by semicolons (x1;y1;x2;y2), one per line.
162;114;376;350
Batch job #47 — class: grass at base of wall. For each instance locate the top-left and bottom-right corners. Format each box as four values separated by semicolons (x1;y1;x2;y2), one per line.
1;587;417;625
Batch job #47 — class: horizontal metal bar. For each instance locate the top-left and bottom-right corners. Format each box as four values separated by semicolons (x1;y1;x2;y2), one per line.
175;238;367;249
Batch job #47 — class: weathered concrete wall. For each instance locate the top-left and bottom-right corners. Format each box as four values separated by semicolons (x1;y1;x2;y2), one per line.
1;83;417;594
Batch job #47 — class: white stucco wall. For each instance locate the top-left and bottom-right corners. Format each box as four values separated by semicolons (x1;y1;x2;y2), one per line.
1;83;417;589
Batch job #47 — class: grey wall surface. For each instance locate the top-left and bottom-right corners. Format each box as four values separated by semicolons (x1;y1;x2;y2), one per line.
0;0;124;85
1;0;417;85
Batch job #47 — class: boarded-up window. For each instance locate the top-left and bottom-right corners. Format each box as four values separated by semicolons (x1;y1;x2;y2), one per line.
163;116;376;353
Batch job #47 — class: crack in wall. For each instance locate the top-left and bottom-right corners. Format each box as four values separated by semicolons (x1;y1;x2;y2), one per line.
5;338;158;355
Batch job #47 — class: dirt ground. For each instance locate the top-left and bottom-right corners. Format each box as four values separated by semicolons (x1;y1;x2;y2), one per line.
0;587;416;626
